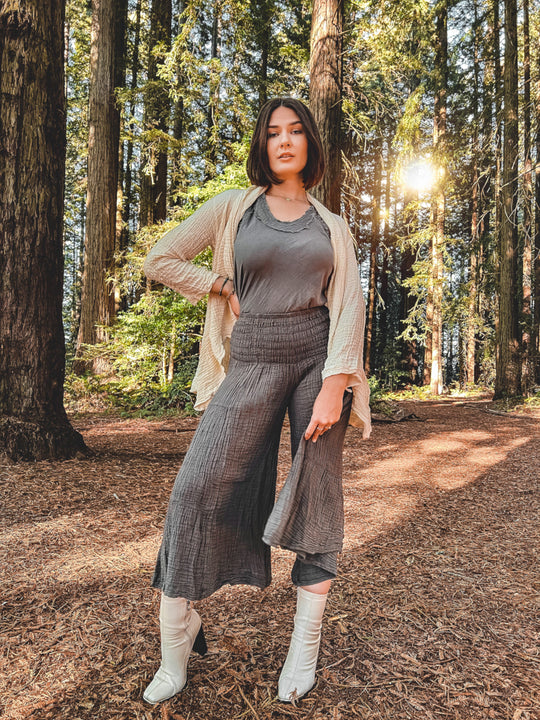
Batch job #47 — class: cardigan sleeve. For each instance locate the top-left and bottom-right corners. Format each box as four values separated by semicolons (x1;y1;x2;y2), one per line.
143;190;238;304
322;217;367;380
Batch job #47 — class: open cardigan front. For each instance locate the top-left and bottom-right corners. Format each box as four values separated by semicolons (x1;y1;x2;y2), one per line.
143;184;371;439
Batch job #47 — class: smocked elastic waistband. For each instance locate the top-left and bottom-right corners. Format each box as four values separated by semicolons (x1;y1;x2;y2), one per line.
237;306;328;320
230;305;329;364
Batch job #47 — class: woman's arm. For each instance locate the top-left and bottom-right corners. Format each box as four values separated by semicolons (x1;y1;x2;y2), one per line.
143;190;238;304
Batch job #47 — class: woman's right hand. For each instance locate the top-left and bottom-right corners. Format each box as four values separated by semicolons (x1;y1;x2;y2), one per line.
211;276;240;317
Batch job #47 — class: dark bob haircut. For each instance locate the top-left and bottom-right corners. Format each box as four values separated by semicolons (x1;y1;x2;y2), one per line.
246;98;325;190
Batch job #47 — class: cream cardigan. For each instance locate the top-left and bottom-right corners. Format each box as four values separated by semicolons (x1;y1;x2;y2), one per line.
143;185;371;438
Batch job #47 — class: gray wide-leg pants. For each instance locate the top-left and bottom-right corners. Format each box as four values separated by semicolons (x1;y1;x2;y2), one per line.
152;306;352;600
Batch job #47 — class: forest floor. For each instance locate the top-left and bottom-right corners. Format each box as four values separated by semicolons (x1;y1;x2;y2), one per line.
1;397;539;720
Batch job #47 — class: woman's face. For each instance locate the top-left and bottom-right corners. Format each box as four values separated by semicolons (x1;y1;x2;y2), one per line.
266;105;308;183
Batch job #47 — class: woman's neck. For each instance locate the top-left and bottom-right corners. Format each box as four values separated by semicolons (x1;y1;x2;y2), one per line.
266;178;307;203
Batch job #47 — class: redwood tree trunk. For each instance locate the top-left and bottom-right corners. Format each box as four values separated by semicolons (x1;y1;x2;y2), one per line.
534;29;540;384
122;0;141;248
0;0;86;460
467;0;481;385
492;0;502;356
494;0;521;397
429;0;447;395
73;0;119;374
309;0;343;213
521;0;532;390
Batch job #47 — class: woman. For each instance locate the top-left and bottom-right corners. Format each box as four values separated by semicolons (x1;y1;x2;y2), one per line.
142;97;371;705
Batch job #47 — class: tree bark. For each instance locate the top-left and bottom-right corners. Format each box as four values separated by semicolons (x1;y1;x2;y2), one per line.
467;0;480;385
429;0;447;395
113;0;128;314
122;0;141;251
0;0;86;460
492;0;502;353
534;22;540;384
73;0;120;374
521;0;532;390
494;0;521;397
309;0;343;213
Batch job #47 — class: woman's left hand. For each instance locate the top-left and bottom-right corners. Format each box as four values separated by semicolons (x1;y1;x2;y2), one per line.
228;291;241;318
305;374;350;442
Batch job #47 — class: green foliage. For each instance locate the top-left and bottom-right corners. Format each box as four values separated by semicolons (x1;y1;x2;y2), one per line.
69;290;205;414
175;145;250;207
108;291;204;379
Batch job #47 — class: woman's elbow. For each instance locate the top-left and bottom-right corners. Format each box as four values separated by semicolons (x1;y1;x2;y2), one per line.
142;253;158;280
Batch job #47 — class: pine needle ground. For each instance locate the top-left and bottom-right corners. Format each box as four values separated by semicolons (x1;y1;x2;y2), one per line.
1;399;538;720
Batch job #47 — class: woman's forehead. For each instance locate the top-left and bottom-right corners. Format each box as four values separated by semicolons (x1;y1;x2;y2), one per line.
268;106;302;127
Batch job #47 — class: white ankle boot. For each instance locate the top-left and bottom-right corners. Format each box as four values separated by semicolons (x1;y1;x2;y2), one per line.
278;587;327;703
143;594;207;704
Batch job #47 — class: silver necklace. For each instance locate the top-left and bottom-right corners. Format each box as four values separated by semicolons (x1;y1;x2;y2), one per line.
266;192;307;203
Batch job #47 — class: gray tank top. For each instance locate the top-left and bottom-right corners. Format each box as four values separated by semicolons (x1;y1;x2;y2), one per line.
234;193;333;314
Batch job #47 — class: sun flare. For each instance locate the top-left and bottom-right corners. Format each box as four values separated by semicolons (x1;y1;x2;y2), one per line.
402;160;436;193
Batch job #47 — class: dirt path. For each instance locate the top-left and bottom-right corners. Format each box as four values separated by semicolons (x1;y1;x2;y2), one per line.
1;399;538;720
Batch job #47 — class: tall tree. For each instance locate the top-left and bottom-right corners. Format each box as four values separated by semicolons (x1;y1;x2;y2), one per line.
139;0;172;226
309;0;343;213
534;26;540;385
425;0;447;394
494;0;521;397
466;0;481;385
73;0;121;373
521;0;532;389
0;0;86;460
113;0;128;238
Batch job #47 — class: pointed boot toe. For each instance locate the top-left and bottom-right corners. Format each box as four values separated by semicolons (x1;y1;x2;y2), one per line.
143;666;185;704
278;671;316;703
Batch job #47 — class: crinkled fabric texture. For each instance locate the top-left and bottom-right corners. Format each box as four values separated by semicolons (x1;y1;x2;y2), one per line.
152;308;351;600
143;186;371;438
234;193;333;314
